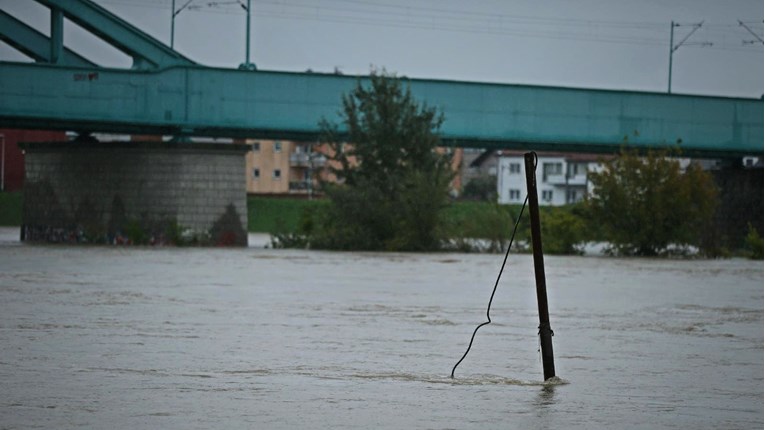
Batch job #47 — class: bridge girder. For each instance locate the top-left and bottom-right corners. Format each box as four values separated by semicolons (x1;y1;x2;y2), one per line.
31;0;194;70
0;62;761;158
0;10;95;68
0;0;761;158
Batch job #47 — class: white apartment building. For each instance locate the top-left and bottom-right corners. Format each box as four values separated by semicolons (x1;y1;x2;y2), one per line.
497;151;602;206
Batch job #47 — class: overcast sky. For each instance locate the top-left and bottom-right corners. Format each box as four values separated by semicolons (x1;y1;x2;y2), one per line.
0;0;762;98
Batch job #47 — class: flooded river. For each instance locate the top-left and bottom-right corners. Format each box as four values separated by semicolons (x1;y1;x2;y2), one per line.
0;228;762;429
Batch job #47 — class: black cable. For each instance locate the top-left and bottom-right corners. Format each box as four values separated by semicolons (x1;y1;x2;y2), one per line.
450;152;536;379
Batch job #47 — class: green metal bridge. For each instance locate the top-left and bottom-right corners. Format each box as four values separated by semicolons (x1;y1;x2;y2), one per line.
0;0;762;158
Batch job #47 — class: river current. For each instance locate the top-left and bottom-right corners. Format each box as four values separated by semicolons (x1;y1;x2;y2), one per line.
0;229;762;429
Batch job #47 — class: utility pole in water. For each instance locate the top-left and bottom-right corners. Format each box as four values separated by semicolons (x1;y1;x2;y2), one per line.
524;152;556;381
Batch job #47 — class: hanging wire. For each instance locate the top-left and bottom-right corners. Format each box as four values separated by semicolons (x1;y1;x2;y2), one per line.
450;152;537;379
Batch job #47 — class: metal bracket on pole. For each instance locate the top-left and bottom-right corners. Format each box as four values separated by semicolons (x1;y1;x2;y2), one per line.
524;152;556;381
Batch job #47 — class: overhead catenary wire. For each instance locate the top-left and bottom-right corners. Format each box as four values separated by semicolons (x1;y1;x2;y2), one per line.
95;0;762;53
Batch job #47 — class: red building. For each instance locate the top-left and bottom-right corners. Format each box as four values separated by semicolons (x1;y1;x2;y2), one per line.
1;129;66;192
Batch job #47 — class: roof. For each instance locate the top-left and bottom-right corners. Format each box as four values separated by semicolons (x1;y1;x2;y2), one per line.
498;150;610;162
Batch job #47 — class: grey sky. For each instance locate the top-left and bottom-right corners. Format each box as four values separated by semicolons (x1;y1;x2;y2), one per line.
0;0;762;97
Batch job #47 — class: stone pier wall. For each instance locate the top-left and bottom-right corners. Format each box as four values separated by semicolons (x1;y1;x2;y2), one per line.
20;141;249;246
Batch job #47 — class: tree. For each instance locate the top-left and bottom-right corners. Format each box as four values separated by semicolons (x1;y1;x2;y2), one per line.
311;70;454;251
586;149;719;256
461;176;497;201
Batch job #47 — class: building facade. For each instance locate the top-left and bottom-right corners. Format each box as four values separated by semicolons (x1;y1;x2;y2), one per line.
245;139;330;196
245;139;463;197
0;129;67;192
497;151;602;206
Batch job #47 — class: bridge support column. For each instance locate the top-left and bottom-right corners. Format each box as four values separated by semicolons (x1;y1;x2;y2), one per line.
20;141;250;246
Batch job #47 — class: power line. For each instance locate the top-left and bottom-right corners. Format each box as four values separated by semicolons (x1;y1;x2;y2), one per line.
738;19;764;44
94;0;763;53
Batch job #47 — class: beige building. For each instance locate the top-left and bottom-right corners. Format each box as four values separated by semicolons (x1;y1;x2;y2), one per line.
245;139;330;196
244;139;463;197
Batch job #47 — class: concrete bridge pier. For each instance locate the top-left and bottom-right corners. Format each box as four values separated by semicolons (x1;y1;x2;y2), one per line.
20;141;249;246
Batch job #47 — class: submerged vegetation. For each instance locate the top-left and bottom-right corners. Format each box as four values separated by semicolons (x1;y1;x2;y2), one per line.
261;148;743;257
586;149;721;257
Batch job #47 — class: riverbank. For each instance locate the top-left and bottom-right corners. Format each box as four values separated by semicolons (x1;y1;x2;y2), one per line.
0;227;273;249
4;193;761;257
0;193;532;241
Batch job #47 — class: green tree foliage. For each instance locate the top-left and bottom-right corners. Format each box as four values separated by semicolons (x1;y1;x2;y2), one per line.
539;206;587;255
744;223;764;259
461;176;497;201
311;71;454;251
586;149;719;256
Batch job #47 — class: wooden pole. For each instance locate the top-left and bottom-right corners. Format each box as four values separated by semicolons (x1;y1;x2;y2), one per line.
524;152;556;380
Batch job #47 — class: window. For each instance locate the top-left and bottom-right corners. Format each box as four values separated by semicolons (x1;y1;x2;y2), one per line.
542;162;562;181
273;169;281;179
509;163;521;173
567;162;587;177
568;163;578;176
252;142;260;152
253;168;260;179
274;141;282;152
542;190;553;201
509;189;521;201
566;189;578;203
543;162;562;175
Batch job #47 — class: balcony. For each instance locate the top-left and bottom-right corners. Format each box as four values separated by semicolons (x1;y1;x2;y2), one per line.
289;180;311;192
544;174;566;185
544;173;587;186
290;152;327;167
566;173;588;186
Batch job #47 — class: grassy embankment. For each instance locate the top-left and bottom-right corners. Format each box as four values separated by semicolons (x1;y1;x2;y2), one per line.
6;194;761;257
0;193;321;231
249;196;531;238
0;193;560;240
0;192;22;226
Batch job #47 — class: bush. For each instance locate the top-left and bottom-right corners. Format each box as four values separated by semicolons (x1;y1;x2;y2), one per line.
744;224;763;260
0;192;22;226
587;149;719;256
539;207;587;255
461;176;497;201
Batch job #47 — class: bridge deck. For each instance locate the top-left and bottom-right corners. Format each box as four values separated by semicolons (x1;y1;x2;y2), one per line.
0;63;761;157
